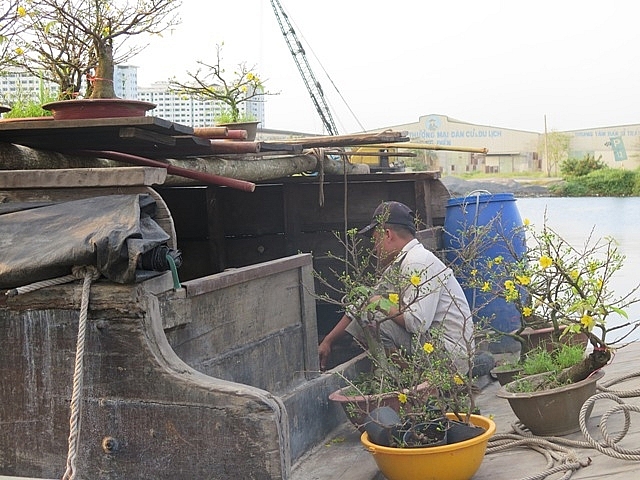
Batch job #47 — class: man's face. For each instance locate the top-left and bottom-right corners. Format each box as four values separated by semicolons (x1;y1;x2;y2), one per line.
372;226;393;265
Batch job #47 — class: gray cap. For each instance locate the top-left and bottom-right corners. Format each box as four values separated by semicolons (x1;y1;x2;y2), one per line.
358;201;416;235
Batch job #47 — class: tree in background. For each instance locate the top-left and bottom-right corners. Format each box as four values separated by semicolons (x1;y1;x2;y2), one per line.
539;130;571;177
12;0;181;99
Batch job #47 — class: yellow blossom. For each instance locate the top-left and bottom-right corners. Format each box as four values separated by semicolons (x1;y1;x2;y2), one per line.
580;314;595;331
515;274;530;286
569;270;579;280
481;281;491;292
596;278;603;289
453;374;465;385
504;280;515;291
17;5;26;16
523;218;531;226
410;274;421;287
388;293;399;304
470;269;478;276
494;256;503;264
14;47;23;55
522;307;533;317
397;392;407;404
539;255;553;269
423;342;434;354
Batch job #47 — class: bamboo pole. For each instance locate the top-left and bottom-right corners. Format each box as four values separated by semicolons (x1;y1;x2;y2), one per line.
358;142;488;153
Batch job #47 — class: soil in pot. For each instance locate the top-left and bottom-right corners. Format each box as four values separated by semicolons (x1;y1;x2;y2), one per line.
401;419;448;448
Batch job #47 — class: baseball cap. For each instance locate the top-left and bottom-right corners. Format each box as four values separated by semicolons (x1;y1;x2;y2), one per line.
358;201;417;235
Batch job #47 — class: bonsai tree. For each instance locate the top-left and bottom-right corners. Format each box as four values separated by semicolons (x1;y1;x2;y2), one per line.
317;218;481;442
169;43;275;123
462;215;640;386
11;0;181;99
0;0;24;71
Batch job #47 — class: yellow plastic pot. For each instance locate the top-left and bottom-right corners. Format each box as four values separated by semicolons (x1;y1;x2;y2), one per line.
360;413;495;480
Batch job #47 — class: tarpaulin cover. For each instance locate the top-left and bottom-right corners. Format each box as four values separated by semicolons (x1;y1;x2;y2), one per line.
0;194;175;289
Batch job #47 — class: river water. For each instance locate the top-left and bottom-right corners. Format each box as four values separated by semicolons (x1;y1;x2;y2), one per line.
514;196;640;343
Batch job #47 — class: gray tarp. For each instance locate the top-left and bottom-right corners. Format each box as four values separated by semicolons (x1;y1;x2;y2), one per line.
0;194;178;289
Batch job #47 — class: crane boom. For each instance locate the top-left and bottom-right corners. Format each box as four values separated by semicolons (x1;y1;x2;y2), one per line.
270;0;339;135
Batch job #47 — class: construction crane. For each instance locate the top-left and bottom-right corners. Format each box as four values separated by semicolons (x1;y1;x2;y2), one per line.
270;0;339;136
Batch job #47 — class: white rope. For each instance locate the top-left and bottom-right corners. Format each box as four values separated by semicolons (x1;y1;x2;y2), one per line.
487;431;590;480
579;392;640;460
5;273;78;297
61;266;100;480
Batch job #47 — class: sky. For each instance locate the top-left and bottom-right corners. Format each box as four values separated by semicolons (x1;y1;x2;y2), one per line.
130;0;640;135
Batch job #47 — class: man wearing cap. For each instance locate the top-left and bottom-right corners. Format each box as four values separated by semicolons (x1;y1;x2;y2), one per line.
318;201;474;373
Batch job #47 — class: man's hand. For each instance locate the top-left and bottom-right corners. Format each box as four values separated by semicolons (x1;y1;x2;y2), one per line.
318;339;332;371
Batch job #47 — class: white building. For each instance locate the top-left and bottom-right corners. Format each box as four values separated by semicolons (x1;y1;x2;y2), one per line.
0;68;59;104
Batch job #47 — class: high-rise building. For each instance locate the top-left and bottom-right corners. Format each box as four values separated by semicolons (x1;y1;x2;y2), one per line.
0;68;59;104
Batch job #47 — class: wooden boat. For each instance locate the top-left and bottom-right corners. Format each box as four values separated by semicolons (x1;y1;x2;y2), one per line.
0;118;451;479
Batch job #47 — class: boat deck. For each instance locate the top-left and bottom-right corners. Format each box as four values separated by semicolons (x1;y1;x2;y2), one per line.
291;341;640;480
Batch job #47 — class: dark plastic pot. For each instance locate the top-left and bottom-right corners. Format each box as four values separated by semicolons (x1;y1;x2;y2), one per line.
364;406;402;447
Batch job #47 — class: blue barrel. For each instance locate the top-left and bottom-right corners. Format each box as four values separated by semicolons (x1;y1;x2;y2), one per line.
443;192;526;334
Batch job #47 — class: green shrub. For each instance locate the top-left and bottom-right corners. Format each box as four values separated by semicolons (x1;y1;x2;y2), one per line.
560;154;607;177
551;168;637;196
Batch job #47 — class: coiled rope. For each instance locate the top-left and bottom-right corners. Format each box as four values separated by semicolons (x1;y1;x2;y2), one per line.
487;371;640;479
7;266;101;480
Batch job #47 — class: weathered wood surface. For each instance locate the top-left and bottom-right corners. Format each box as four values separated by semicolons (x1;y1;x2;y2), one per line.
291;342;640;480
0;272;293;479
0;166;166;189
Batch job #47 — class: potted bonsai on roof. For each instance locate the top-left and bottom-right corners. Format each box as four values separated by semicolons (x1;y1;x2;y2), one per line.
11;0;181;118
169;43;276;140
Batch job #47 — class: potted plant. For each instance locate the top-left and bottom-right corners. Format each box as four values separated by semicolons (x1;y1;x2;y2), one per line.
317;224;495;479
476;217;640;434
13;0;180;118
169;43;276;140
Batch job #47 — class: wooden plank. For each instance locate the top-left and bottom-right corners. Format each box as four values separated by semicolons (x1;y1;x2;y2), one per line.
119;126;177;145
0;115;193;134
0;167;167;189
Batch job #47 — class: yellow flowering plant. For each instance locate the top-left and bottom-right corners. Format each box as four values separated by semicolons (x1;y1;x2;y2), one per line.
316;224;479;442
463;215;640;384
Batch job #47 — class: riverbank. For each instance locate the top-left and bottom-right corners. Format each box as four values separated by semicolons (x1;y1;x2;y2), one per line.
440;175;562;198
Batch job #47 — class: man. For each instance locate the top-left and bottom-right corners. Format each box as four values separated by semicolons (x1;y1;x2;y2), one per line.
318;201;475;372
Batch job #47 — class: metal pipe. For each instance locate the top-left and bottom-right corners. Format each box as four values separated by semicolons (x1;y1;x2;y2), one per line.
75;150;256;192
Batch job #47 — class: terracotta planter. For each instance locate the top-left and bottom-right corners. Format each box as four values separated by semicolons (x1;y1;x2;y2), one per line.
519;326;589;355
496;369;604;436
361;413;495;480
42;99;156;120
217;121;260;141
329;381;435;432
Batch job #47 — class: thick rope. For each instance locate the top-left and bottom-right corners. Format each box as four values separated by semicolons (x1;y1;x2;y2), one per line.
62;266;100;480
487;431;590;480
5;273;78;297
